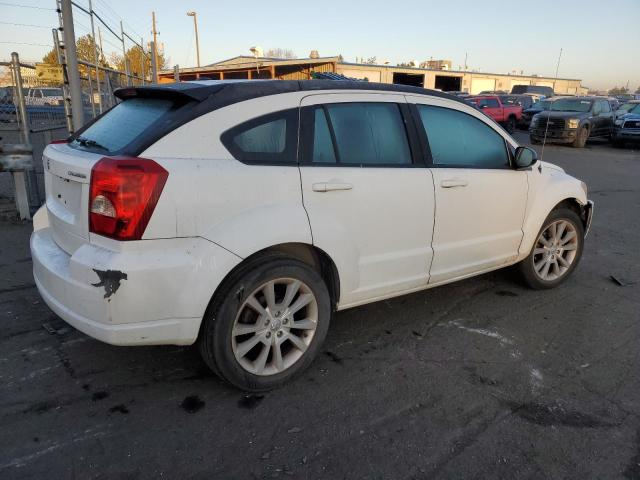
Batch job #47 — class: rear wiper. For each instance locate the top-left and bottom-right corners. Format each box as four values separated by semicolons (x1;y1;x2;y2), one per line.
75;136;108;151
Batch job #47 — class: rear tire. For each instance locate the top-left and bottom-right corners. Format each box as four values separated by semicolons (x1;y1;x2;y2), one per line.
518;208;584;290
198;253;331;392
530;135;541;145
572;126;589;148
506;116;516;134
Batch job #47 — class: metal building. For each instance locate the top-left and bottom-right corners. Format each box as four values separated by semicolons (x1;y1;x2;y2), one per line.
159;55;586;95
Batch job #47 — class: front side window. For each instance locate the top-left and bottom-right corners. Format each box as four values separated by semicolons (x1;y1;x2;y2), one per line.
222;109;298;164
600;100;611;113
417;104;509;169
307;102;412;166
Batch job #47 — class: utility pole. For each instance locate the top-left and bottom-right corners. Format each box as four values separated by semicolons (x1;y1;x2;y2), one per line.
60;0;84;131
119;20;131;86
187;11;200;67
464;52;468;71
150;41;158;85
88;0;102;113
151;11;159;83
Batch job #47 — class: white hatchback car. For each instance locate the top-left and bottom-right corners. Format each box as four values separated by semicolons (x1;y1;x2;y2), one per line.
31;80;593;391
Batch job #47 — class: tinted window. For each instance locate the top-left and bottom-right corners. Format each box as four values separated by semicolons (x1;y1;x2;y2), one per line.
417;105;509;168
321;103;411;165
222;109;298;164
235;118;285;153
601;100;611;113
477;98;500;108
71;97;175;154
312;108;336;163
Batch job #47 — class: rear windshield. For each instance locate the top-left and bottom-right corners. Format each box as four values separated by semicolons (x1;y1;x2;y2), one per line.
70;97;176;155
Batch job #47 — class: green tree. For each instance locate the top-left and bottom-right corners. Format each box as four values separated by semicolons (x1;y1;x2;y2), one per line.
111;45;167;79
608;86;629;95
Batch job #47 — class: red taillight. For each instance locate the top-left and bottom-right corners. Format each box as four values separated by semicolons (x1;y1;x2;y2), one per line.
89;157;168;241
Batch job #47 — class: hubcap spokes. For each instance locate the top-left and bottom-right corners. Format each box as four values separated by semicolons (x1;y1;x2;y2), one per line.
532;220;578;281
232;278;318;376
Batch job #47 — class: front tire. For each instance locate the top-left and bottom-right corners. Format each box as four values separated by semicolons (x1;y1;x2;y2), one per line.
198;253;331;391
518;208;584;290
572;126;589;148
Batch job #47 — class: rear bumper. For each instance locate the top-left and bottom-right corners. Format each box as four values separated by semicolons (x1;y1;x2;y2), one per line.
31;209;241;346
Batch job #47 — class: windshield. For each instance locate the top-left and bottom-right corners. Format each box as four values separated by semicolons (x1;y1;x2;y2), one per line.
41;89;62;97
70;97;176;154
629;104;640;114
532;100;551;110
550;98;592;112
619;103;639;113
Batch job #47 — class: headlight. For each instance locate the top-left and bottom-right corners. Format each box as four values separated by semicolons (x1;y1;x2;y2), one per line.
615;119;624;126
568;119;580;129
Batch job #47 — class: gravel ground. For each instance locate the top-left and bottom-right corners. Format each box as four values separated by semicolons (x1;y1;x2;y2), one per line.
1;133;639;479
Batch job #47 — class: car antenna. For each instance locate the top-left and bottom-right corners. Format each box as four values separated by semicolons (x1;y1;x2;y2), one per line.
540;47;563;162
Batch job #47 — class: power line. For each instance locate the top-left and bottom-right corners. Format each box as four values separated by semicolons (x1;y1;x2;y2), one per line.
0;41;53;47
0;1;54;10
0;21;51;28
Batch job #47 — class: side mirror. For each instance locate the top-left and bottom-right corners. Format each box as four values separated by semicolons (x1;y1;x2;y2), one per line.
514;146;538;169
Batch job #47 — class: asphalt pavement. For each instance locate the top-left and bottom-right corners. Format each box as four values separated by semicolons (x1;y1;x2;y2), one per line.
1;133;639;479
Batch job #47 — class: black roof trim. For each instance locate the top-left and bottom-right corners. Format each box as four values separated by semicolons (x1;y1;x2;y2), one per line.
115;79;470;108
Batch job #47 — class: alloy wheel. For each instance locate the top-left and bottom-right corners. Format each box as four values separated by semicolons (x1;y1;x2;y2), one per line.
532;220;579;281
231;278;318;376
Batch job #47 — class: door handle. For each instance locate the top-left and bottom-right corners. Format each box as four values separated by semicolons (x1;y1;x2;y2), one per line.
312;182;353;192
441;179;468;188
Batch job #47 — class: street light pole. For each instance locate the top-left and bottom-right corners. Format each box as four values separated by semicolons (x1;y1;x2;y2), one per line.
187;11;200;68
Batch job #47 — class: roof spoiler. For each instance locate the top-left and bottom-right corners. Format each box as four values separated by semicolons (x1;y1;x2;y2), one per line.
114;83;224;102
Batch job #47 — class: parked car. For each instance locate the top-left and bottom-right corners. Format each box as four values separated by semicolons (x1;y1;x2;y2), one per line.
466;95;522;133
615;100;640;118
511;85;555;98
530;96;614;148
25;87;64;106
31;80;593;391
479;90;508;95
613;102;640;146
607;97;620;112
0;86;15;105
520;98;554;129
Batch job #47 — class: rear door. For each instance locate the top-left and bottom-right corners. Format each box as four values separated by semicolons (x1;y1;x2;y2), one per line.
298;93;435;307
407;96;528;284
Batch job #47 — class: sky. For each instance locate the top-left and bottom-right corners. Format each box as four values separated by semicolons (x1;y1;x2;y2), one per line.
1;0;639;90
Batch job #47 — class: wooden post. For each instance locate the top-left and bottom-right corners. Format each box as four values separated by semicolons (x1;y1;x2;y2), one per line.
248;69;252;80
220;71;224;80
270;65;275;79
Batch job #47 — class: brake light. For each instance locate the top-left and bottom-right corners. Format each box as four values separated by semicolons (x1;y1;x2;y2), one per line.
89;157;168;241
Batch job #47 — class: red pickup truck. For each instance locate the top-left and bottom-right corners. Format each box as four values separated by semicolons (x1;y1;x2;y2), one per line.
467;95;522;133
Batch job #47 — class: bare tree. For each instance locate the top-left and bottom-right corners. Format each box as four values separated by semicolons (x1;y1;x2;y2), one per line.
264;48;296;59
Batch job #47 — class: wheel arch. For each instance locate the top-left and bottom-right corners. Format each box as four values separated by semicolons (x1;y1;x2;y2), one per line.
520;189;588;259
201;242;341;334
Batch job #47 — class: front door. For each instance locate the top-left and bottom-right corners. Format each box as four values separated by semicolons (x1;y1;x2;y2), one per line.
408;96;528;284
298;93;435;307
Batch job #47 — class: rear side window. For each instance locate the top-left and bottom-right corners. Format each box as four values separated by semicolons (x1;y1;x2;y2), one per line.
477;98;500;108
222;109;298;164
306;102;412;166
71;98;176;154
417;105;509;169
